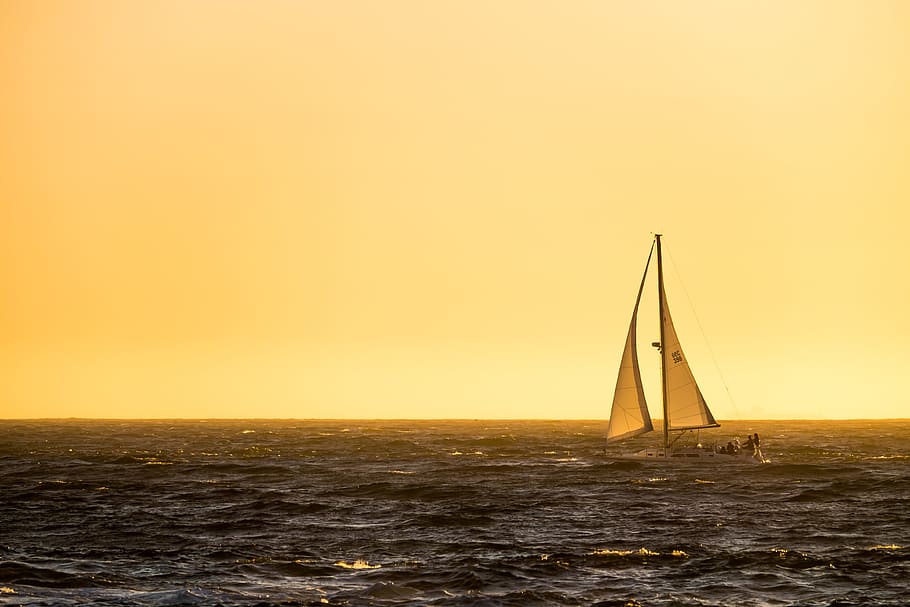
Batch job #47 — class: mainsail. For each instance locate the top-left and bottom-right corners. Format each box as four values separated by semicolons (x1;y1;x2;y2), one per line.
659;288;719;431
605;245;654;443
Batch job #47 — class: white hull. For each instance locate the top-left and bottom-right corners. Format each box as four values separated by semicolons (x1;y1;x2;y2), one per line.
609;445;769;464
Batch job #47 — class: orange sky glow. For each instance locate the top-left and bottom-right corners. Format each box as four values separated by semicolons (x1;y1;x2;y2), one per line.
2;1;908;419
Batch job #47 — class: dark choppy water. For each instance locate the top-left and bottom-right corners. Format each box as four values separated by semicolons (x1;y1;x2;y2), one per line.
1;419;908;606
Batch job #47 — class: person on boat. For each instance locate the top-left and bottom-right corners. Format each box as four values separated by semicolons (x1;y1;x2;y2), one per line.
726;441;737;455
752;433;763;460
743;435;754;452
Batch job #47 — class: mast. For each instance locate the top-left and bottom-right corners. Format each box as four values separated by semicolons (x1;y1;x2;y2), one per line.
655;233;669;451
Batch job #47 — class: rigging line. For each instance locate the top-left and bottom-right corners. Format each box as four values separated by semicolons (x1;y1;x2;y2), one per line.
663;241;742;420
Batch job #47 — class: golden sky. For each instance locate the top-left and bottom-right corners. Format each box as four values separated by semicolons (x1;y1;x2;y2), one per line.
2;1;908;419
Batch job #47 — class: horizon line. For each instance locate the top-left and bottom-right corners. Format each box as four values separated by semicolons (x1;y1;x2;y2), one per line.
2;417;908;423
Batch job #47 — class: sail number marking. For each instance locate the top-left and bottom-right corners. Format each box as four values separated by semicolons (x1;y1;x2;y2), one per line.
671;350;683;364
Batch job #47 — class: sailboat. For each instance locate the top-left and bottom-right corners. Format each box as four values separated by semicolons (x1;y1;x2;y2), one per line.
605;234;767;463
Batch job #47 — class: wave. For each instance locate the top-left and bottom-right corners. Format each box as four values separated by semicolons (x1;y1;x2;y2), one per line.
409;512;496;528
0;562;118;589
330;480;483;502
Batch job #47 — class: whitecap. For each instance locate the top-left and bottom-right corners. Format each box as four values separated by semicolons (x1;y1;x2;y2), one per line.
334;559;381;569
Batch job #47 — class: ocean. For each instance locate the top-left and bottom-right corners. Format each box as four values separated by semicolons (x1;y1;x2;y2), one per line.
1;419;908;606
